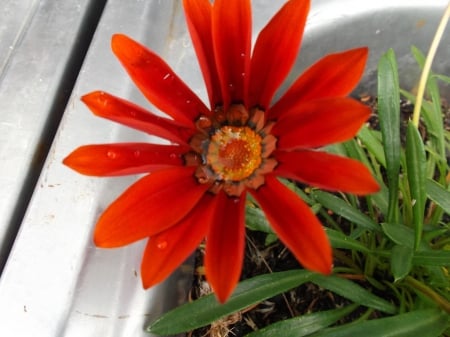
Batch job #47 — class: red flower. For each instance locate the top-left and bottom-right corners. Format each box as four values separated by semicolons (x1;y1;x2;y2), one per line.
64;0;379;303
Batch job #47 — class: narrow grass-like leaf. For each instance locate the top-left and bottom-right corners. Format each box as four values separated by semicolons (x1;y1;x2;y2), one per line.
147;270;314;335
244;304;359;337
426;178;450;214
311;274;397;314
411;46;446;168
413;250;450;266
313;191;380;232
246;205;274;234
326;228;371;253
308;308;449;337
381;223;415;249
405;122;427;249
433;73;450;83
358;126;386;167
391;245;413;282
377;49;401;224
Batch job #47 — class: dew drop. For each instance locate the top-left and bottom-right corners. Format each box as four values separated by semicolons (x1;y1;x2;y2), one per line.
129;110;137;117
185;99;191;104
163;73;173;81
96;92;108;107
169;153;178;159
107;151;117;159
157;240;168;250
133;150;141;158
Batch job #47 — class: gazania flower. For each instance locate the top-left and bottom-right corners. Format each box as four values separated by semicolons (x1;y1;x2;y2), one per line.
64;0;379;303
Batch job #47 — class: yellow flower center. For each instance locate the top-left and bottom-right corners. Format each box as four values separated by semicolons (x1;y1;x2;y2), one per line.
206;126;262;181
186;104;277;196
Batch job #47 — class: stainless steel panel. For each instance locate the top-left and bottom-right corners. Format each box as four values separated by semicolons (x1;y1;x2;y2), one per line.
0;0;448;336
0;0;38;75
0;0;98;268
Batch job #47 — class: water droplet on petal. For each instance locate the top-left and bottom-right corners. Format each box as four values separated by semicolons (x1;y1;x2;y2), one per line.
107;151;117;159
169;153;178;159
157;240;168;250
96;92;108;107
133;150;141;158
185;99;191;105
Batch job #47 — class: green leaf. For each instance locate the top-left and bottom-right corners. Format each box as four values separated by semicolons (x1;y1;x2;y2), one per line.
426;179;450;215
405;122;427;249
244;304;358;337
433;73;450;84
147;270;314;335
313;191;380;232
326;228;370;253
391;245;413;282
411;46;446;168
357;125;386;167
308;308;449;337
381;223;415;249
311;274;397;314
377;49;401;224
246;205;274;234
413;250;450;266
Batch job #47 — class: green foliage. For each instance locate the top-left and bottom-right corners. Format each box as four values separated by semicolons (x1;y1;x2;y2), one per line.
147;48;450;337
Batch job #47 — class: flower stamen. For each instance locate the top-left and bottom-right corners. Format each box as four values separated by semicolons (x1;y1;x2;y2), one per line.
207;126;262;181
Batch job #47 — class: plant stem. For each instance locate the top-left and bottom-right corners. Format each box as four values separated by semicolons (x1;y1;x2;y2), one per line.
412;3;450;127
404;276;450;314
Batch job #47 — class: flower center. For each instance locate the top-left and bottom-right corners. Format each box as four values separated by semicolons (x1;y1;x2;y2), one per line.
206;126;262;181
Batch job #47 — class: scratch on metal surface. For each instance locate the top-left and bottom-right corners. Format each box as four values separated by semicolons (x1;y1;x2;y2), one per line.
0;0;40;81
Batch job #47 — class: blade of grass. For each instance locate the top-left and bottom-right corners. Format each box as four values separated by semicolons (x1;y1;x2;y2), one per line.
405;122;427;249
377;49;401;224
412;4;450;127
381;223;415;249
325;228;371;253
313;190;380;232
311;274;397;314
308;308;449;337
244;304;359;337
147;270;314;335
426;178;450;215
357;126;386;167
391;244;413;282
413;250;450;266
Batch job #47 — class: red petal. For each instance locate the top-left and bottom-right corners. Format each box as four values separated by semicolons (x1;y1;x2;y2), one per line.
111;34;210;127
94;167;208;247
81;91;194;145
250;175;332;274
183;0;222;108
63;143;187;176
273;97;371;150
212;0;251;108
275;150;380;194
270;48;368;119
141;193;216;288
249;0;310;110
205;192;246;303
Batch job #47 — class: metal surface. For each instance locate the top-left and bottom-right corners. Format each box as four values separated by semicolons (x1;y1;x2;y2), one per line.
0;0;448;336
0;0;105;269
